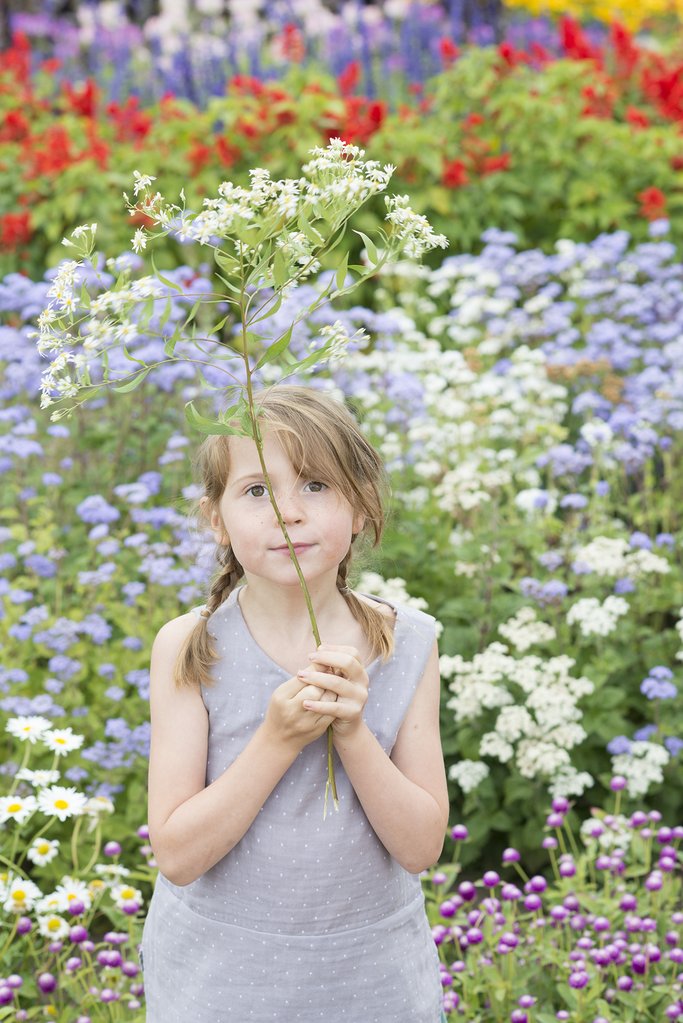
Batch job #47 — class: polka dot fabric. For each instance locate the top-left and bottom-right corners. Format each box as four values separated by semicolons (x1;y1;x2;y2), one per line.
140;588;443;1021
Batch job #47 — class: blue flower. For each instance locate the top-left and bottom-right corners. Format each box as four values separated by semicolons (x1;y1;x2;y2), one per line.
664;737;683;756
640;676;677;700
607;736;632;755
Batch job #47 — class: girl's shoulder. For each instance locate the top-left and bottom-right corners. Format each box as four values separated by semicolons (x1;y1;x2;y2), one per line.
354;591;437;629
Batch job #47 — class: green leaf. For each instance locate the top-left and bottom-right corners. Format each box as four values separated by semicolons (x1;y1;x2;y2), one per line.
249;294;283;326
272;248;290;290
158;296;173;332
163;328;180;358
255;325;294;370
335;251;350;292
355;230;379;266
151;254;182;293
185;400;246;436
112;367;152;393
298;206;326;246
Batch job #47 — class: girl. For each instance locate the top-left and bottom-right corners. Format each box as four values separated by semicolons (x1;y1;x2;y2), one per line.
141;385;450;1022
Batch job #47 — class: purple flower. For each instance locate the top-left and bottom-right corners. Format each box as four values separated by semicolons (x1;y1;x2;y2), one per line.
75;494;120;525
641;675;677;700
607;735;632;755
560;493;588;509
629;531;652;550
664;737;683;756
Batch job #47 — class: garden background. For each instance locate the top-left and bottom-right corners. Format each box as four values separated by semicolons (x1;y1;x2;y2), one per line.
1;0;683;1020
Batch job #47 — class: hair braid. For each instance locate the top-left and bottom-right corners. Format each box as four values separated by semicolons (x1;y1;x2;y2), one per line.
175;544;244;689
336;546;394;662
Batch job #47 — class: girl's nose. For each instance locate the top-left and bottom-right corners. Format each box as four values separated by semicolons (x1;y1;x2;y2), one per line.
276;489;304;523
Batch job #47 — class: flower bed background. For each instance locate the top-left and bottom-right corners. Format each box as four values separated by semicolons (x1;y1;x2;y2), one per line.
1;1;682;1020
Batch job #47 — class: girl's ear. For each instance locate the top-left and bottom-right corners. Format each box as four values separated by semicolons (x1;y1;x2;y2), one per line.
201;497;229;546
352;510;366;536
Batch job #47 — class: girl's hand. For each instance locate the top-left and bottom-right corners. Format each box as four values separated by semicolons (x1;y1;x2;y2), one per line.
263;674;336;753
297;644;369;738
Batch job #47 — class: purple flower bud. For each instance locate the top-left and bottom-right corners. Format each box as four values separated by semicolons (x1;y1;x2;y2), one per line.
65;957;82;971
100;989;119;1003
458;881;476;902
500;932;518;948
556;1013;570;1021
103;841;122;857
632;954;648;974
617;975;633;991
81;940;95;953
432;871;448;886
649;810;662;822
559;860;576;878
483;871;500;888
528;875;547;893
646;945;661;963
550;906;568;922
563;894;580;911
571;915;588;931
440;971;453;986
466;910;480;926
67;900;85;916
620;893;638;911
440;900;457;919
37;974;57;993
5;976;22;989
641;827;653;839
16;918;32;935
669;948;683;965
518;995;536;1008
630;811;648;828
431;925;449;946
502;847;520;863
542;836;558;849
137;824;150;839
665;931;679;947
501;884;522;901
451;824;469;841
569;970;589;989
524;893;542;911
122;960;140;977
595;855;611;870
610;775;627;791
70;926;88;943
645;873;663;892
552;796;569;813
76;1016;92;1023
0;988;13;1007
466;927;483;944
546;812;565;828
510;1012;527;1023
660;856;677;872
657;827;673;843
664;1005;682;1020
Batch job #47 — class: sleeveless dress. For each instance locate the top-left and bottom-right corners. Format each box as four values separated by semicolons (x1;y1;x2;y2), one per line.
140;588;444;1022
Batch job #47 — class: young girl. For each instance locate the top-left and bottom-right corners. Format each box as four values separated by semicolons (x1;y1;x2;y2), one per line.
140;385;450;1022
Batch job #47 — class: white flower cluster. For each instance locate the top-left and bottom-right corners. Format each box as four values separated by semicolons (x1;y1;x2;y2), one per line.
448;759;490;793
573;536;671;579
384;194;448;259
580;813;633;852
610;741;670;798
566;595;630;637
355;571;443;638
498;606;557;653
443;643;594;797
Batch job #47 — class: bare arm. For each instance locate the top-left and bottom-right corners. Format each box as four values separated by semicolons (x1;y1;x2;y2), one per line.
147;616;335;887
299;638;449;873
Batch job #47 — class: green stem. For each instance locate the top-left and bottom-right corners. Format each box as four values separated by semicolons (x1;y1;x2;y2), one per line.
239;266;338;813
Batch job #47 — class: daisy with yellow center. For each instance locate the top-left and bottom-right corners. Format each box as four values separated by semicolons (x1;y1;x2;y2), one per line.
36;785;87;821
111;882;144;910
0;794;37;825
5;715;52;744
41;727;84;757
1;876;42;914
26;837;60;866
38;914;69;939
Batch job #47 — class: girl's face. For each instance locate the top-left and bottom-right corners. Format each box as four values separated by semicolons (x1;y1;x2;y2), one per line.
204;431;365;591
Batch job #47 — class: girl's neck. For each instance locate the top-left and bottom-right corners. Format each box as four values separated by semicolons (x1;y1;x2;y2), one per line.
237;577;349;640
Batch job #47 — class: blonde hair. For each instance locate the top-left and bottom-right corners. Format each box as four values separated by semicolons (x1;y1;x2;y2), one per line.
174;385;393;690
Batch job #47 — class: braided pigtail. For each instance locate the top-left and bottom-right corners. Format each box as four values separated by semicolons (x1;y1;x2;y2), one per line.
336;547;394;663
173;544;245;690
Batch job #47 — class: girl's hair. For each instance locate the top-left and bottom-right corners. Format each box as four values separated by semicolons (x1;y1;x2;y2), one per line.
174;385;393;690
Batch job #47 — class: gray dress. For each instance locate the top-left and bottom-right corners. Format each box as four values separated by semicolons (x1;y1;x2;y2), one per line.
140;587;443;1022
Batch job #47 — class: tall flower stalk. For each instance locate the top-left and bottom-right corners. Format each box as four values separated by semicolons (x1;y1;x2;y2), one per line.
35;138;448;813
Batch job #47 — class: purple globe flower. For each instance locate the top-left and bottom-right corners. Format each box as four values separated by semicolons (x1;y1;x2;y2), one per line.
502;847;520;863
432;872;448;886
37;974;57;993
569;970;590;989
103;841;122;857
518;995;536;1008
543;836;558;849
483;871;500;888
617;975;634;991
451;824;469;841
546;812;565;828
524;893;543;911
16;918;32;935
0;988;13;1007
552;796;569;813
559;860;576;878
510;1012;527;1023
458;881;476;902
528;875;547;893
610;775;627;791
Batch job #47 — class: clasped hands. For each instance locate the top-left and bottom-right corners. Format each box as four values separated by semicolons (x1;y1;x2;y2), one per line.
266;644;369;751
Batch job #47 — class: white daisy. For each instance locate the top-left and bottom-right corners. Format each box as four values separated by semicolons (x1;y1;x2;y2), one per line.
6;716;52;743
0;794;38;825
41;727;84;757
38;913;69;939
26;837;60;866
36;785;88;821
83;795;115;818
2;876;42;914
110;882;144;910
53;877;92;912
16;768;61;787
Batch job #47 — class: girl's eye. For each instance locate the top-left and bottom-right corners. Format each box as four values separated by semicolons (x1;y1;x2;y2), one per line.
305;481;327;493
246;484;267;498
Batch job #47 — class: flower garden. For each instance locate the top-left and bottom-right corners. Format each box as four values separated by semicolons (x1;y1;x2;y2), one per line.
1;0;683;1020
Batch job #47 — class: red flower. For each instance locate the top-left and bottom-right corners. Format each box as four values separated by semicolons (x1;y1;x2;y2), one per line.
322;97;386;145
637;186;667;220
671;155;683;171
0;109;29;142
560;16;602;65
216;137;241;166
229;75;265;97
481;153;511;175
279;23;305;63
498;42;527;69
626;106;650;129
188;142;212;175
106;98;152;141
337;61;361;98
439;37;459;68
463;113;485;129
0;210;31;249
63;79;98;118
610;21;640;78
581;83;615;119
442;158;468;188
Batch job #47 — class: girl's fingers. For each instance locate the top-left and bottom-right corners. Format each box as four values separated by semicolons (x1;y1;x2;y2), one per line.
302;699;351;717
297;670;355;698
306;647;364;678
